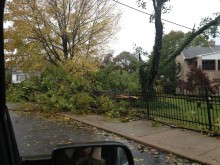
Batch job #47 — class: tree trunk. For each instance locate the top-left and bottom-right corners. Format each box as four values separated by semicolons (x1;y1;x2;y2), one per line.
148;0;163;89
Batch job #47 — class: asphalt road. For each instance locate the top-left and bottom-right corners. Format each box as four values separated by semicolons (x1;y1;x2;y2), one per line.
9;111;195;165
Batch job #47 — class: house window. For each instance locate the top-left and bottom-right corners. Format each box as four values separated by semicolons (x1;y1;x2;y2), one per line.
187;60;197;67
16;74;26;82
202;60;215;70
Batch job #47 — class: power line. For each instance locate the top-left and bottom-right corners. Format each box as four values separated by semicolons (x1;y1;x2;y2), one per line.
113;0;194;30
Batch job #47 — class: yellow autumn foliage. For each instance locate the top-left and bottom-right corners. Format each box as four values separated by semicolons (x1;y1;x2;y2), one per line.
5;0;121;72
62;55;100;78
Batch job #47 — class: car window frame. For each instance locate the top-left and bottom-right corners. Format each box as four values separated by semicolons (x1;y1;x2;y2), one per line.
0;1;21;165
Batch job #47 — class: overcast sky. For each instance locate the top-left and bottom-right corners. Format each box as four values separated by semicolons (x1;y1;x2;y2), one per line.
109;0;220;55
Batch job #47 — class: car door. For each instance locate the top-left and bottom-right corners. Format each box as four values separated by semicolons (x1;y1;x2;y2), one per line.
0;1;21;165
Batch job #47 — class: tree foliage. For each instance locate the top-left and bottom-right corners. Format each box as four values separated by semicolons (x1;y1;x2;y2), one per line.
113;51;139;73
97;51;140;92
7;50;140;113
5;0;121;70
7;65;98;112
158;30;208;82
6;64;133;117
179;65;217;94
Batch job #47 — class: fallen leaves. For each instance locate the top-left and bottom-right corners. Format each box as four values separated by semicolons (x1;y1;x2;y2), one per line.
12;110;201;164
135;144;201;165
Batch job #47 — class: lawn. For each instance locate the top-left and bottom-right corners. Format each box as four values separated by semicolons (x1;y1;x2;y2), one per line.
130;95;220;132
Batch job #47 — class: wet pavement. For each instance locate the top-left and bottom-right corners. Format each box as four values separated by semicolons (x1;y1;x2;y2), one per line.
9;111;197;164
10;112;96;156
60;113;220;165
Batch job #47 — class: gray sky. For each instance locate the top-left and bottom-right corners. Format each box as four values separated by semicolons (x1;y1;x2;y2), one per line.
110;0;220;55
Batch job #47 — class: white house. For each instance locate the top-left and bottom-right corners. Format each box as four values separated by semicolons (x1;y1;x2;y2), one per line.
11;67;40;83
12;71;28;83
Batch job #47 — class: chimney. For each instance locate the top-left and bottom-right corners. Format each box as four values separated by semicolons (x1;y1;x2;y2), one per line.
208;39;215;47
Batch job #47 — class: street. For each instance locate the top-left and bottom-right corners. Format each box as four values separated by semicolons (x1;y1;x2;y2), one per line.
10;111;196;165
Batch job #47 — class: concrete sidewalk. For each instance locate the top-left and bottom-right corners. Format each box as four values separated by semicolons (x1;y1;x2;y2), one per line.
61;112;220;165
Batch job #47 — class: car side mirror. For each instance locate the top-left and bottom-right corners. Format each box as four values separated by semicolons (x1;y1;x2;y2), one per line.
51;141;134;165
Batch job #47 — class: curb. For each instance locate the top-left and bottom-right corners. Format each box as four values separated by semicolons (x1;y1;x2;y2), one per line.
59;113;210;165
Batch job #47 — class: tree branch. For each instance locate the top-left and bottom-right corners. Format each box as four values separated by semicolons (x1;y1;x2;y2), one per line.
159;14;220;69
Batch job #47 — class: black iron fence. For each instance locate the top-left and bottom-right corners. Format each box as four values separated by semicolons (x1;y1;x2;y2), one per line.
94;89;220;133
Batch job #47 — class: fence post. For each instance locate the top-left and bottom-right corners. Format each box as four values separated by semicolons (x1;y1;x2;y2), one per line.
146;89;150;118
205;87;212;131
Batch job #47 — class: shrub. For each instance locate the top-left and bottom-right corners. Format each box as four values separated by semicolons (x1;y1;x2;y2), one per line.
105;110;120;118
72;92;95;114
97;96;116;114
6;84;24;102
185;65;217;94
163;80;176;94
34;93;54;112
106;100;130;118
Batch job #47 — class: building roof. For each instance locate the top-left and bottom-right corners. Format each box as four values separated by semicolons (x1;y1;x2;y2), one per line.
182;45;220;59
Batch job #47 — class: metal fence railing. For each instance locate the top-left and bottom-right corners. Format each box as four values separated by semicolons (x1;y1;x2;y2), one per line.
144;91;220;132
94;89;220;133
